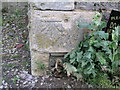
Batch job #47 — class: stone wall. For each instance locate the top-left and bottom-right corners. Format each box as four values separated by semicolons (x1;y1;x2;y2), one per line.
29;1;120;76
29;1;119;76
1;0;119;76
75;2;119;21
2;1;119;76
75;2;119;11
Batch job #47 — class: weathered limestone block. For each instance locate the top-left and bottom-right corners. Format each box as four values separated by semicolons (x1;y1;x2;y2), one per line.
75;2;119;11
29;10;95;53
32;2;74;10
31;51;49;76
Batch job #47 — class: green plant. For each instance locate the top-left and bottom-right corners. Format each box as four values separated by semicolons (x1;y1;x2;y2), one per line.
3;64;16;68
10;54;21;59
12;77;20;84
14;9;21;17
35;61;46;70
22;62;29;66
63;12;120;88
0;15;2;26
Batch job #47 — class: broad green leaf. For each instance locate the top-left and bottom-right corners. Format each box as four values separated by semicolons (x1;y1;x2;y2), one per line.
64;52;71;58
115;26;120;42
70;58;76;64
94;19;101;26
96;52;106;65
98;21;107;30
83;64;96;77
84;52;92;59
88;46;95;52
83;41;89;47
93;31;109;40
70;51;76;59
112;61;120;68
94;41;110;48
102;47;111;55
108;53;113;62
110;42;117;50
0;15;2;26
114;53;120;61
63;63;77;76
76;52;83;62
94;12;102;19
81;60;89;68
118;46;120;53
73;72;83;80
88;23;97;31
112;27;119;41
89;37;95;45
101;41;111;46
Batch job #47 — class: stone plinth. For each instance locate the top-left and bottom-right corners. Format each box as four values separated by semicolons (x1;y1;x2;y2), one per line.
33;2;74;10
31;51;49;76
29;10;95;53
29;9;95;76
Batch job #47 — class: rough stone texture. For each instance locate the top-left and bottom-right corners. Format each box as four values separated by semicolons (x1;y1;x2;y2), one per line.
75;2;119;11
31;51;49;76
50;53;67;57
29;10;95;53
33;2;74;10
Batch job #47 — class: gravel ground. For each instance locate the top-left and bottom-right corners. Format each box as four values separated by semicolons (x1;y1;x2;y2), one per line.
1;3;89;88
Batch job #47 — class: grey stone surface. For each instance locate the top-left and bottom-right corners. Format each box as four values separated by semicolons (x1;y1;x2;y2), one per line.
33;2;74;10
29;10;95;53
31;51;49;76
50;53;67;57
75;2;119;11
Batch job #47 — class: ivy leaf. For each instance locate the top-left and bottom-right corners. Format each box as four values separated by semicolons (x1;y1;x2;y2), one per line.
64;52;71;59
83;41;89;47
76;52;83;62
96;52;106;65
73;72;83;80
63;63;77;76
70;51;76;59
63;13;119;87
83;52;92;59
88;46;95;52
97;21;107;30
110;42;117;50
112;27;119;41
112;61;120;68
94;41;110;48
70;58;76;64
102;47;111;55
93;31;109;40
88;23;97;31
81;60;89;68
84;64;96;77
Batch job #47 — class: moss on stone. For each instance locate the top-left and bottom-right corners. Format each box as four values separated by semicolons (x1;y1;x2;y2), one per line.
35;33;54;48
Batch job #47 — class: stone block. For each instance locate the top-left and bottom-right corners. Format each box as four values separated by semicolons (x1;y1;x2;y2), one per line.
75;2;119;11
33;2;74;10
29;10;95;53
31;51;49;76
